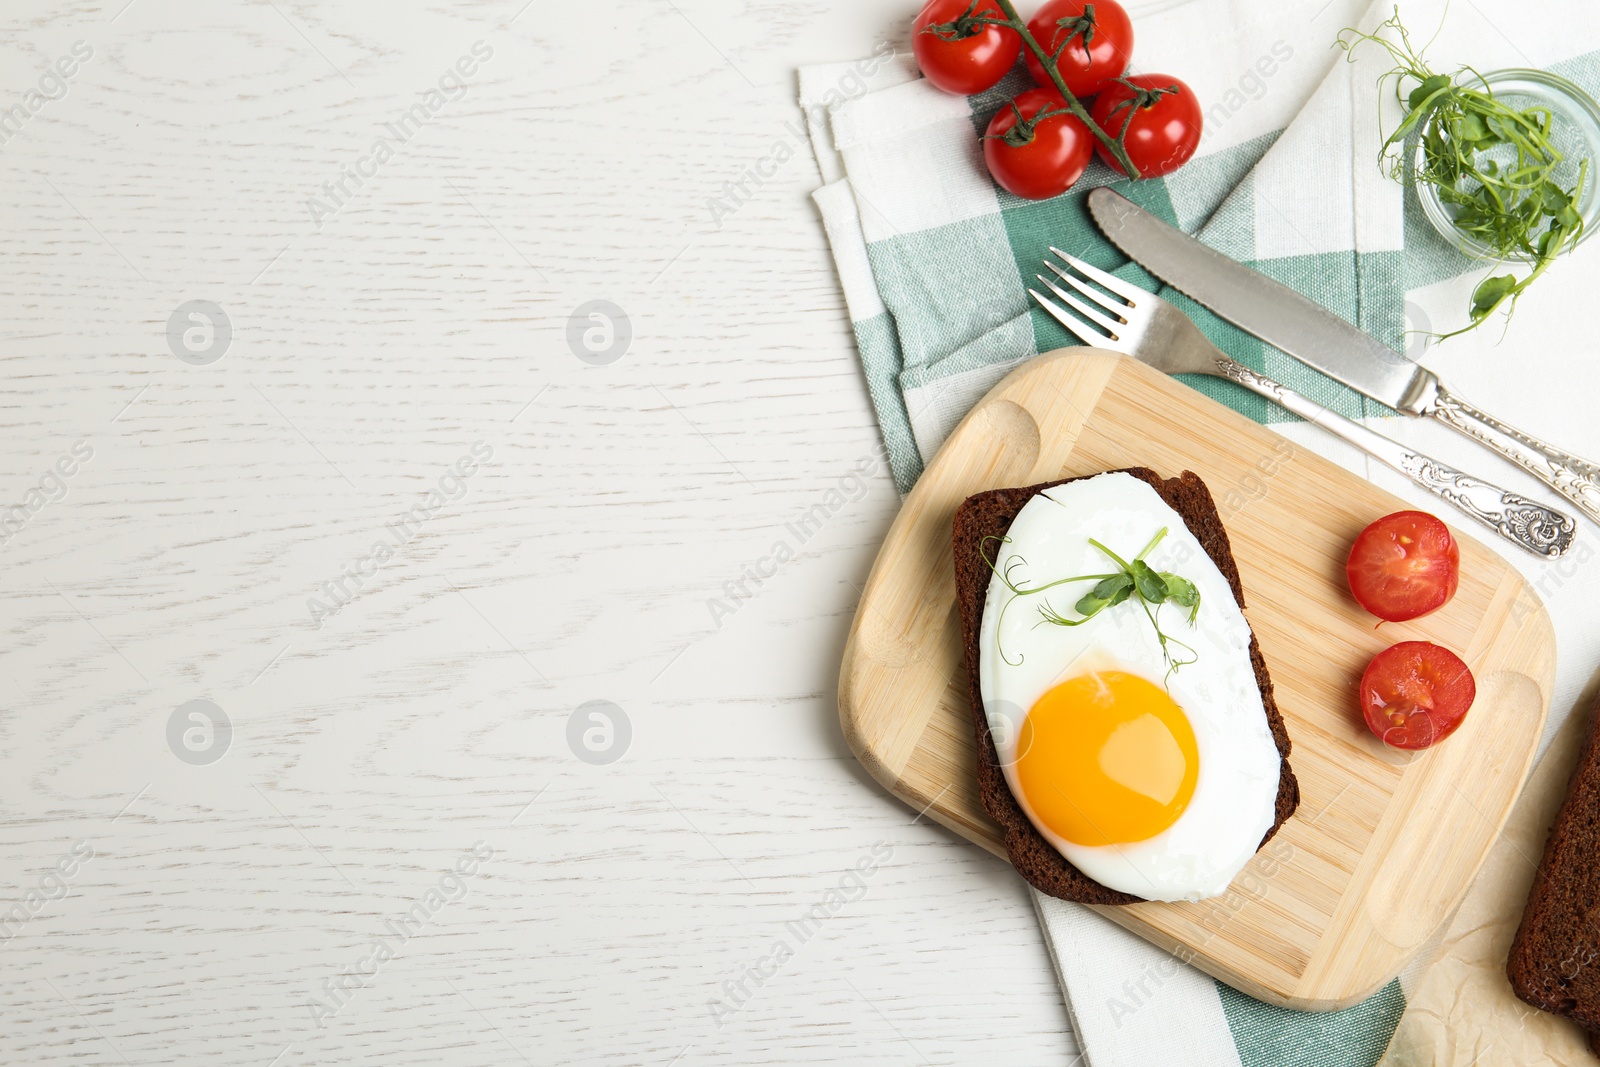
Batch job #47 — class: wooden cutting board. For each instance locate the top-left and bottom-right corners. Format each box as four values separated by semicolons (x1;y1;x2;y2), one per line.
837;348;1555;1011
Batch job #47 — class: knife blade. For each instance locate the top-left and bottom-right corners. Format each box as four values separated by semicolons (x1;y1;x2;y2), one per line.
1085;187;1436;413
1086;186;1600;527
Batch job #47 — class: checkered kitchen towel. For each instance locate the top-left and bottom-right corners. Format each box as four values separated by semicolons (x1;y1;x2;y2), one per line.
808;0;1600;1063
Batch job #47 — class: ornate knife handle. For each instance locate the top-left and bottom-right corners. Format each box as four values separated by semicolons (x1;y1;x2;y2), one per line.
1212;359;1576;559
1427;382;1600;527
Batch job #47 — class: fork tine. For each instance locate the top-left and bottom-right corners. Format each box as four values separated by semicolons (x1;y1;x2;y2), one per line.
1034;274;1124;337
1043;259;1130;317
1047;247;1147;303
1029;286;1113;348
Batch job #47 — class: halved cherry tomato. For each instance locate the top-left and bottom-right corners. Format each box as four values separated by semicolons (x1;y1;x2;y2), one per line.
913;0;1022;96
983;88;1095;200
1359;641;1476;750
1089;74;1203;178
1022;0;1135;98
1346;510;1460;622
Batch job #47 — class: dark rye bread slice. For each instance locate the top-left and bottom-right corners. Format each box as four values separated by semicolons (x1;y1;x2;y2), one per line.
1508;695;1600;1034
952;467;1300;905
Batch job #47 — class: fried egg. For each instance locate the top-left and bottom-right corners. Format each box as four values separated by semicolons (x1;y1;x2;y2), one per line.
977;472;1281;902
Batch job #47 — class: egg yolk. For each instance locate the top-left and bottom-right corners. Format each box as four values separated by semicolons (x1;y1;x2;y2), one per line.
1015;671;1199;847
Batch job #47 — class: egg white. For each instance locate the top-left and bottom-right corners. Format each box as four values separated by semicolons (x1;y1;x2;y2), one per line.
977;472;1281;902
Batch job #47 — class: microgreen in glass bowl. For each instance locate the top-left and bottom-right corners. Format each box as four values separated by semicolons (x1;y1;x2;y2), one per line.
1341;13;1600;340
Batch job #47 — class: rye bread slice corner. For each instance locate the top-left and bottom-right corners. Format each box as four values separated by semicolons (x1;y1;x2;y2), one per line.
1508;695;1600;1033
952;467;1300;906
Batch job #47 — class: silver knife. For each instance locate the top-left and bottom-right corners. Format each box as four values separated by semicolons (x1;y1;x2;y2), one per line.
1087;186;1600;528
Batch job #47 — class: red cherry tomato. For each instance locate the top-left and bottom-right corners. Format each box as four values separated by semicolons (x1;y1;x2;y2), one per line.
913;0;1022;96
1090;74;1203;178
1346;510;1461;622
1023;0;1135;98
983;88;1095;200
1359;641;1476;750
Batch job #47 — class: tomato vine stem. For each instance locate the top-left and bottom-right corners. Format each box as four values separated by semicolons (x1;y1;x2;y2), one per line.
982;99;1077;147
985;0;1142;178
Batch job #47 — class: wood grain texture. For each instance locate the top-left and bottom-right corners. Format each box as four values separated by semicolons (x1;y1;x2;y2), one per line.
838;349;1556;1011
0;0;1096;1064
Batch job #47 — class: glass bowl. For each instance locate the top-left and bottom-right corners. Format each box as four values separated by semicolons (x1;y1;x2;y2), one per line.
1411;68;1600;260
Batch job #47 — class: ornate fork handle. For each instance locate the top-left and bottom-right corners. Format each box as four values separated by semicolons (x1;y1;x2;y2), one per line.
1426;382;1600;527
1212;360;1576;559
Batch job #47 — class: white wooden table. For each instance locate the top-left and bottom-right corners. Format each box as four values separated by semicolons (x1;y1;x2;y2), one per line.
0;1;1079;1063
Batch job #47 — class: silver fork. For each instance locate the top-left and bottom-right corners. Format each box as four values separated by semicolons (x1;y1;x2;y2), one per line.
1029;249;1575;559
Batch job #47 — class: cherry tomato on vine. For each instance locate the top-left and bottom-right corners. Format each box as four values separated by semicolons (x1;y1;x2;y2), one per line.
1090;74;1203;178
913;0;1022;96
983;88;1095;200
1346;510;1461;622
1023;0;1135;98
1359;641;1476;750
